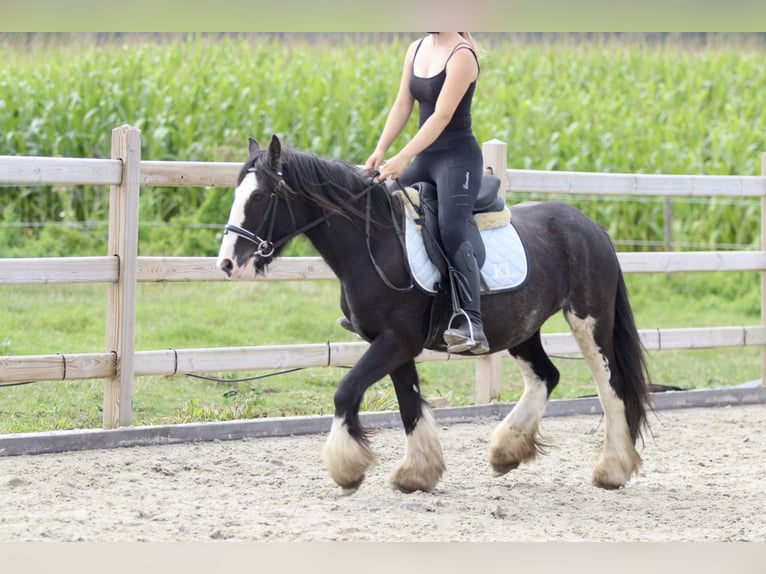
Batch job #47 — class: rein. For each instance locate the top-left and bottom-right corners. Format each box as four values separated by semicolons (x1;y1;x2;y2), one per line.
366;180;413;292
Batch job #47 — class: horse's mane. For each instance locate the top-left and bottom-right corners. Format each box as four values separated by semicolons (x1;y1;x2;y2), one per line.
249;147;393;228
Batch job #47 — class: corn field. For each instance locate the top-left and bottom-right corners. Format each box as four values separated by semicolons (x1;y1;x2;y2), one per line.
1;33;765;256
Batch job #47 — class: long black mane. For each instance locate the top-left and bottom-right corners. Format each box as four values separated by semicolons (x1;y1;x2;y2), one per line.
246;146;393;229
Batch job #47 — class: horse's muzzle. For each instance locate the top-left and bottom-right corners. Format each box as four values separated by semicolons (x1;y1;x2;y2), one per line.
218;257;234;278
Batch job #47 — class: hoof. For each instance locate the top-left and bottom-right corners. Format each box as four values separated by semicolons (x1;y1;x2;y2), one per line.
322;418;376;491
389;480;419;494
592;467;627;490
592;476;624;490
339;477;366;496
488;423;543;476
491;461;520;477
323;448;374;491
592;448;642;490
389;461;444;493
389;409;445;493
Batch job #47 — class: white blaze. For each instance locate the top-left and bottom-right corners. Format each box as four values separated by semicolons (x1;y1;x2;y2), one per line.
216;171;258;278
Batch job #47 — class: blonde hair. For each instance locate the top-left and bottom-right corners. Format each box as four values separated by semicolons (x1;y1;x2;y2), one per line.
429;32;481;54
459;32;475;47
459;32;482;55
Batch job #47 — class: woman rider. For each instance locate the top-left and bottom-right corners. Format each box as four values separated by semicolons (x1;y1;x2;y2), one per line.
367;32;488;354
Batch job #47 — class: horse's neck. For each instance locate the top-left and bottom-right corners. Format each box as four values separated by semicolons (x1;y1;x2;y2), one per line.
303;216;370;280
303;204;406;288
289;153;402;281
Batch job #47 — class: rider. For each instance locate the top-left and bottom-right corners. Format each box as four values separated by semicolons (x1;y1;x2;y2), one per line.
367;32;489;354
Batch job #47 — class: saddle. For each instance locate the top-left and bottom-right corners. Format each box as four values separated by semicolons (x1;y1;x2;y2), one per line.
392;175;529;350
395;175;507;277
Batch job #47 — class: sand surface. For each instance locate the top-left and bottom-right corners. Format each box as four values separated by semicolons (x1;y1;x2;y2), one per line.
1;404;764;542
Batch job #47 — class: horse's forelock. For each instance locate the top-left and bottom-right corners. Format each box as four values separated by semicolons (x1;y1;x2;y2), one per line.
236;150;262;186
237;149;289;200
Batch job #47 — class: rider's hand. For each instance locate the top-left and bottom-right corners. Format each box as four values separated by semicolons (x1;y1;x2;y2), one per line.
365;150;386;172
376;153;409;181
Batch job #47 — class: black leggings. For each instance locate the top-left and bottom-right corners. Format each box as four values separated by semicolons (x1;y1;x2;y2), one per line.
398;129;483;259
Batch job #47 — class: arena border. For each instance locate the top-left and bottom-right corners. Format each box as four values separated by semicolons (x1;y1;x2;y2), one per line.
0;385;764;457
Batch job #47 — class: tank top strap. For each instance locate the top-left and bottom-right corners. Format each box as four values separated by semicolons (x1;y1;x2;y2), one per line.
445;42;479;72
412;37;426;61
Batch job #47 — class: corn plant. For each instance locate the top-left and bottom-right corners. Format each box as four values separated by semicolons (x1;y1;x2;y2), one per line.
1;34;764;255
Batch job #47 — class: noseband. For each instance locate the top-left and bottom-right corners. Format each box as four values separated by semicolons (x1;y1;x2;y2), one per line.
223;222;276;259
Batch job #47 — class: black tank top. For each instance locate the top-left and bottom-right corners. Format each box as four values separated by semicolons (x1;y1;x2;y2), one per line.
408;38;479;131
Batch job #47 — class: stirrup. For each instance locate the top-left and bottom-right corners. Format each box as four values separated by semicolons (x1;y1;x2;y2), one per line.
444;309;487;354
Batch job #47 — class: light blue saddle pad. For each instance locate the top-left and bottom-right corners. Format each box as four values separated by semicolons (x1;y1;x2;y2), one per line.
402;207;529;294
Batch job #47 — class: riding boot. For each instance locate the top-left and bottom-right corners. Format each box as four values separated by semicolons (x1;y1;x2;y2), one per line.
443;241;490;355
337;316;358;336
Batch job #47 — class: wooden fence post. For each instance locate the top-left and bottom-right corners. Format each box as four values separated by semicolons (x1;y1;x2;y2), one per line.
475;139;508;404
762;152;766;391
103;125;141;428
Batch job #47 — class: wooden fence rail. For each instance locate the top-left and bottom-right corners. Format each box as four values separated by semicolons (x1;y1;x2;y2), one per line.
4;250;766;287
3;325;766;385
1;125;765;429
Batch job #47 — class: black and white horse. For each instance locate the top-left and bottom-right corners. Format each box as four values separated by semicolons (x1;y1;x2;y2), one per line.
217;136;652;493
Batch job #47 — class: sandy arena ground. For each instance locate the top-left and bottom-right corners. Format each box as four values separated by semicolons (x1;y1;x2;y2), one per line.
0;403;764;542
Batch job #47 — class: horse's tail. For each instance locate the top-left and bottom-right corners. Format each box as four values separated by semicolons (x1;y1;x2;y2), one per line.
612;267;652;443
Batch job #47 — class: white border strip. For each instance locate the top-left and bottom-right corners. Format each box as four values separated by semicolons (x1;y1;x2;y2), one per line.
0;386;764;457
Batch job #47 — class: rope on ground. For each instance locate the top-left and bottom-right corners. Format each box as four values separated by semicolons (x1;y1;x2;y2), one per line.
184;368;305;384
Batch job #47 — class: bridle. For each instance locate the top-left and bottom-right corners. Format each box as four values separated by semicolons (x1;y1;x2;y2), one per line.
222;159;413;291
223;159;300;262
225;201;334;262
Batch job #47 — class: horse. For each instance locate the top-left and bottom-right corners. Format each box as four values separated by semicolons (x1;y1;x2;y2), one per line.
216;135;652;494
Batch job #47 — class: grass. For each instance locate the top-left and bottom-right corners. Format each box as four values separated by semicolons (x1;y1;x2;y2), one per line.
0;271;761;433
1;34;764;432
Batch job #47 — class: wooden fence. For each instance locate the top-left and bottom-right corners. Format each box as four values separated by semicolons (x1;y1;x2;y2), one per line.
1;125;766;429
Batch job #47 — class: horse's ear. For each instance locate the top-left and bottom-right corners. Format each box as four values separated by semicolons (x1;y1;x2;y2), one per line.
248;137;260;154
268;135;282;168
